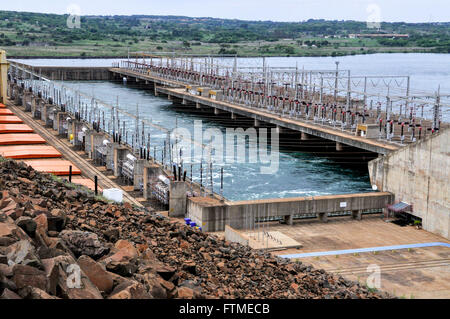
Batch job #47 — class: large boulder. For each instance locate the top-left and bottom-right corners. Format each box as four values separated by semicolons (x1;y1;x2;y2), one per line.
15;217;37;237
12;264;48;291
0;222;30;247
142;272;168;299
47;209;66;232
18;286;60;299
6;240;43;269
176;287;195;299
59;230;109;260
77;255;113;294
41;255;103;299
105;260;138;277
114;240;138;258
0;272;17;292
108;281;153;299
0;288;21;299
34;213;51;246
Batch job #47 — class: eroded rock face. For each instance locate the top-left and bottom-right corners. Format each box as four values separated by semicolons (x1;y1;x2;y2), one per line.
0;159;392;300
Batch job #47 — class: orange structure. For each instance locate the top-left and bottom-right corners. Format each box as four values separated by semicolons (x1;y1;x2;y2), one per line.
0;103;99;193
0;116;23;124
22;159;82;176
0;124;34;134
0;133;46;145
0;145;62;159
0;109;14;116
66;176;103;192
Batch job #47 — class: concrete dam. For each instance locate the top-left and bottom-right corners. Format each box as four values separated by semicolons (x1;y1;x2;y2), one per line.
4;54;449;241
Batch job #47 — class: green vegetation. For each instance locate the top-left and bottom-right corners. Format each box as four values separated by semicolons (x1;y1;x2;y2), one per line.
365;284;379;294
0;11;449;57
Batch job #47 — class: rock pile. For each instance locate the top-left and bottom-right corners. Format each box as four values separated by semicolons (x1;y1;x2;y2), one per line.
0;159;391;299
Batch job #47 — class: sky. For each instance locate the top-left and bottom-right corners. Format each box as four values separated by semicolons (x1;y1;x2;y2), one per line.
1;0;449;23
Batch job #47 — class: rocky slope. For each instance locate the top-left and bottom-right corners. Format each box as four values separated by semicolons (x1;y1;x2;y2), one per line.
0;159;390;299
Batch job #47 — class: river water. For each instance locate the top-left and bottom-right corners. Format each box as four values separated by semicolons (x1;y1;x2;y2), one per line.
12;53;450;93
11;54;450;201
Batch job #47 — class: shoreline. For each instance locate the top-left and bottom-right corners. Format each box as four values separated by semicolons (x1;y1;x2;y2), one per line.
8;51;447;60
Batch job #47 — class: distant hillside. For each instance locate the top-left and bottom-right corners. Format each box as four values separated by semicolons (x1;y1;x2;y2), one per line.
0;10;449;57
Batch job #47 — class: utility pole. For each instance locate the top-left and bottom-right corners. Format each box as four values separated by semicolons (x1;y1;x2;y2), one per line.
346;70;351;112
334;61;339;103
405;76;410;118
433;86;441;131
363;76;368;109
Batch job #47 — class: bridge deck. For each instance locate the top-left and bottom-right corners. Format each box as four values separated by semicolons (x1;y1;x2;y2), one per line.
110;67;400;155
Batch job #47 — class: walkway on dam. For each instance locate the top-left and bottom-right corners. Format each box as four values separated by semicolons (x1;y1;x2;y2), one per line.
280;242;450;259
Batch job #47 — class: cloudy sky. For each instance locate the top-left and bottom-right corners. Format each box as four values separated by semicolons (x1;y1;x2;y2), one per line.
1;0;449;22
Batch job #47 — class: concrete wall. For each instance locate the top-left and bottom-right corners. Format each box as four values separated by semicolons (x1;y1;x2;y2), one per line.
169;181;188;217
369;128;450;239
188;192;393;232
25;66;112;81
224;225;249;246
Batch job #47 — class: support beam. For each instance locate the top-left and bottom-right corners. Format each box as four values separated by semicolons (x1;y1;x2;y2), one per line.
56;112;68;136
318;212;328;223
352;210;362;220
254;119;260;127
169;181;188;217
113;147;120;177
284;215;293;225
0;50;9;104
143;166;149;200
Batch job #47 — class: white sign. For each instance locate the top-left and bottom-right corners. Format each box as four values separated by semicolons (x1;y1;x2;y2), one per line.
340;202;347;208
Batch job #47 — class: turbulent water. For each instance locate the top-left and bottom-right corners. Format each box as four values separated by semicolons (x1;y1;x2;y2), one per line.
11;53;450;201
56;80;373;201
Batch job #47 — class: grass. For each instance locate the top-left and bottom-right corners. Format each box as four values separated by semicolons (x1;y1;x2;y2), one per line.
94;194;114;204
2;38;434;58
365;284;379;293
